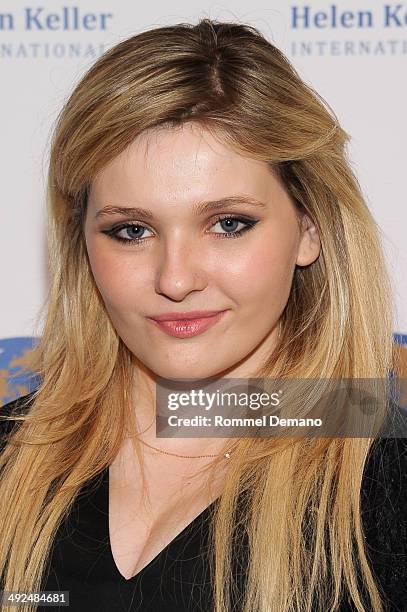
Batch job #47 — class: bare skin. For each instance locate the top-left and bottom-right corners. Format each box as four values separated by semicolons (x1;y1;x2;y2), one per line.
109;436;229;579
84;121;321;578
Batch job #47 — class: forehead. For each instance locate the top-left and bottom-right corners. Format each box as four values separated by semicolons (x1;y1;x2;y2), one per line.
137;122;231;161
88;122;283;210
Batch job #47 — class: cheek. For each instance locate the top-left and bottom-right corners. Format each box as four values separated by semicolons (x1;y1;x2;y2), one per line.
221;238;296;310
86;243;148;313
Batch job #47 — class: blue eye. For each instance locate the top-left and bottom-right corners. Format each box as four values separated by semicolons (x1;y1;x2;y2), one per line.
101;215;259;245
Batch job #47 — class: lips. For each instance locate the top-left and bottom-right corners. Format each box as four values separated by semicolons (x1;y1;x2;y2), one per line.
147;310;228;338
150;310;226;322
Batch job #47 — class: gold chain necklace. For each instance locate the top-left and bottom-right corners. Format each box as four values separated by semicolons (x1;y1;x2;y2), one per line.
137;437;232;459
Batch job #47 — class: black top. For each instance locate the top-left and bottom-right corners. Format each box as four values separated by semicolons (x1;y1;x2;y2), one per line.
1;392;407;612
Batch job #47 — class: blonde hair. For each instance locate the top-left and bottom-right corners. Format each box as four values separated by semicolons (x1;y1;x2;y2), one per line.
0;18;398;611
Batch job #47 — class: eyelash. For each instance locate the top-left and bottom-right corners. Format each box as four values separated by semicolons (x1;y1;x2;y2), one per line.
101;215;259;245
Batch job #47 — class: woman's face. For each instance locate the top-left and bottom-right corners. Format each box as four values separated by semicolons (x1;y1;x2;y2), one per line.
84;122;320;380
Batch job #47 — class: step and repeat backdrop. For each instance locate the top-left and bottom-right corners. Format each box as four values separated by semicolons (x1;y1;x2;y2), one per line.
1;1;406;404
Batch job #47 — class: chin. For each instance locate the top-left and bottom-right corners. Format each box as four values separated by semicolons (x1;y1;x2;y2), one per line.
154;363;225;383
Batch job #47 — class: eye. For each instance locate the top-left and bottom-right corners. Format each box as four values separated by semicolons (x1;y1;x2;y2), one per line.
101;215;259;245
101;223;154;244
211;215;255;237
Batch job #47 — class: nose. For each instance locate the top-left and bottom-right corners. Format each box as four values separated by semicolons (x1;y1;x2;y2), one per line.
154;237;207;301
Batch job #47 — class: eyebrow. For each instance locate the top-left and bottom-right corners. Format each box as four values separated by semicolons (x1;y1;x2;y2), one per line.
94;195;268;220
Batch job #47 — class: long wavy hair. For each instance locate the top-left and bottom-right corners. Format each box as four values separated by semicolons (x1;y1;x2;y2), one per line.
0;18;398;611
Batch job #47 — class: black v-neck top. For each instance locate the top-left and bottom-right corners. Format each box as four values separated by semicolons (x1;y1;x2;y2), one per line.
42;465;218;611
1;392;407;611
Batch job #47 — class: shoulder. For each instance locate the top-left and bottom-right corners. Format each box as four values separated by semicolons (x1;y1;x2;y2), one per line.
361;434;407;530
361;411;407;528
362;402;407;501
0;391;37;424
0;392;37;453
360;420;407;610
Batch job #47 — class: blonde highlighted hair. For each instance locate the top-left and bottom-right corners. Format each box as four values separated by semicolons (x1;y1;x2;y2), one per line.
0;18;398;611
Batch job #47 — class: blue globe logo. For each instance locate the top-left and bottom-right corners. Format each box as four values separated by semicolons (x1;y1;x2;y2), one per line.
0;337;41;406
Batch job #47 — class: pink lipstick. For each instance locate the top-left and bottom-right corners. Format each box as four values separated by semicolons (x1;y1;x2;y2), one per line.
147;310;228;338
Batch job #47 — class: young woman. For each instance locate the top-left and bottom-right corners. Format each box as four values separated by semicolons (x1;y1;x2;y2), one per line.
1;18;406;612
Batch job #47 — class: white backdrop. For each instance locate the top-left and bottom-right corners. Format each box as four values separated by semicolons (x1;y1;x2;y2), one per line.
1;1;406;402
